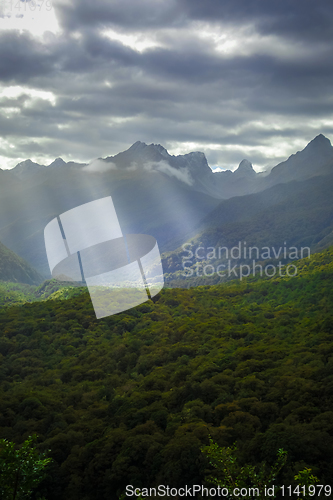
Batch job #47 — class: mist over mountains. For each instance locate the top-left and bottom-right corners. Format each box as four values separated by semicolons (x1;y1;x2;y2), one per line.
8;133;333;197
0;134;333;278
8;133;333;195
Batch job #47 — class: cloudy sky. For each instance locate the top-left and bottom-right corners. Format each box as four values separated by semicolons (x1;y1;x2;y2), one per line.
0;0;333;172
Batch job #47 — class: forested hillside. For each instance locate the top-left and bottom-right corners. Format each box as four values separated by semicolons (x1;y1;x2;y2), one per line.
0;279;85;309
162;172;333;283
0;241;43;285
0;248;333;499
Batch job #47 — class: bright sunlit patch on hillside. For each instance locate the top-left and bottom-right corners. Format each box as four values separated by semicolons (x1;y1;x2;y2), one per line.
0;0;60;36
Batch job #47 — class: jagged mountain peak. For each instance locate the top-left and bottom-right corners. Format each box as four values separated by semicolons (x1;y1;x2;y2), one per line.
269;133;333;182
11;158;45;180
15;158;43;168
129;141;171;158
234;159;256;176
304;134;332;152
285;134;332;163
186;151;206;158
48;157;66;168
18;158;33;165
237;159;254;170
150;143;170;158
310;133;330;143
129;141;147;150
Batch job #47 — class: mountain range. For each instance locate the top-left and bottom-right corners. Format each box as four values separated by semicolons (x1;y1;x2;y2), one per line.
10;134;333;198
0;134;332;278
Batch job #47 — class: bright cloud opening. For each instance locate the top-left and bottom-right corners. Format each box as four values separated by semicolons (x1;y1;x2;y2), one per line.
0;0;60;36
101;28;162;52
0;86;56;105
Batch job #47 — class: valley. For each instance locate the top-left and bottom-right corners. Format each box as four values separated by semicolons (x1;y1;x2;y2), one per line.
1;135;333;499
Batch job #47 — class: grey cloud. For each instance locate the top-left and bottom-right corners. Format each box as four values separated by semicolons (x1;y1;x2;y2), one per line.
55;0;333;43
178;0;333;42
83;159;116;173
0;31;57;83
0;0;333;171
55;0;181;32
144;160;193;185
156;162;193;185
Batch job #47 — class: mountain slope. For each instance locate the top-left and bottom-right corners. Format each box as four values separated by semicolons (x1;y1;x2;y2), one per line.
162;172;333;282
261;134;333;188
0;168;22;193
212;134;333;198
0;241;43;285
105;140;224;197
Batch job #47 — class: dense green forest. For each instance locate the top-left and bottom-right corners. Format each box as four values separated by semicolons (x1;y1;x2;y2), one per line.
0;247;333;499
0;279;85;309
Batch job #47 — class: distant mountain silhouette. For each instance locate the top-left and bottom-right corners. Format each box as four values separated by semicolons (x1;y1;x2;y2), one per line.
11;159;46;180
263;134;333;186
1;134;333;276
9;134;333;195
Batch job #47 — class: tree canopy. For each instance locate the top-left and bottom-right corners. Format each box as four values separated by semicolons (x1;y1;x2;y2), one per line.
0;248;332;499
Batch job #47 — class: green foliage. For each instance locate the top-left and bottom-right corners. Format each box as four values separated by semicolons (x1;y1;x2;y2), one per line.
0;282;36;308
294;468;319;499
0;435;52;500
0;247;332;499
0;279;86;309
201;439;287;499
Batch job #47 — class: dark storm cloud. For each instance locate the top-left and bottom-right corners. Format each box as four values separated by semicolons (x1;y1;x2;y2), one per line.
56;0;181;32
1;0;333;170
0;31;56;82
177;0;333;41
0;29;138;84
55;0;333;42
